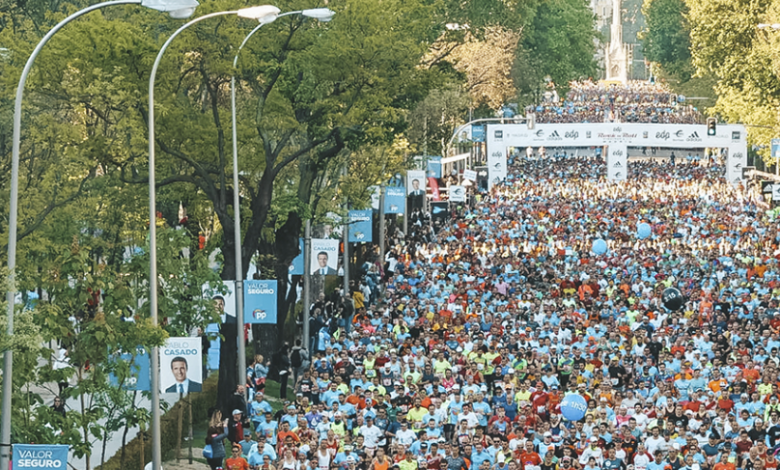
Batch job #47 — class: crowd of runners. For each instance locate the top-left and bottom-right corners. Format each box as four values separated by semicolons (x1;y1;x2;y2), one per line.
212;154;780;470
528;81;702;124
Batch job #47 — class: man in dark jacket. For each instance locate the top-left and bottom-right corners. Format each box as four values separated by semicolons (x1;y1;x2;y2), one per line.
227;408;249;444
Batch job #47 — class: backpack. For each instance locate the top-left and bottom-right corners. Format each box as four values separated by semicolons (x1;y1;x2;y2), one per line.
291;348;302;368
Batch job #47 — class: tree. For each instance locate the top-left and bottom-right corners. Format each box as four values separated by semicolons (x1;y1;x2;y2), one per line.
513;0;601;104
686;0;779;165
641;0;693;80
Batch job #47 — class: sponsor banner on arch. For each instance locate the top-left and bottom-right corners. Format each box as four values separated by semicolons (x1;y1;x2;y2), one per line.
244;280;278;324
727;144;748;185
607;143;628;182
486;122;747;183
13;444;68;470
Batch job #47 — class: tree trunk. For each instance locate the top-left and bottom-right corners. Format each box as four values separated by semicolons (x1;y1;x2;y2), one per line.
216;319;238;415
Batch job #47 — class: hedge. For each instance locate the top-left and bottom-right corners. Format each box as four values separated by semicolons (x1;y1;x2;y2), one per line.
96;373;218;470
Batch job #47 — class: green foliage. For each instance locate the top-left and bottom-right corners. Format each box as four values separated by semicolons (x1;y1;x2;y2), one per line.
407;85;471;156
96;375;219;470
513;0;601;104
685;0;780;164
641;0;694;80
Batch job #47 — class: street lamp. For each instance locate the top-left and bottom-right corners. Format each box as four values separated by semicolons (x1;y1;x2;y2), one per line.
229;6;334;383
1;1;199;469
146;5;279;469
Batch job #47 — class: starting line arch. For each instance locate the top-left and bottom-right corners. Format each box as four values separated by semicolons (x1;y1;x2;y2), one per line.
485;123;747;188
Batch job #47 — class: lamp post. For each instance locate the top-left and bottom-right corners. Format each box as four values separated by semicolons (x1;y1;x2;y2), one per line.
147;5;280;469
229;6;333;388
1;1;199;469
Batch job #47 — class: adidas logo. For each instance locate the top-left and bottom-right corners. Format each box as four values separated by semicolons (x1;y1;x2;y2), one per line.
687;131;702;142
548;131;562;140
613;161;622;168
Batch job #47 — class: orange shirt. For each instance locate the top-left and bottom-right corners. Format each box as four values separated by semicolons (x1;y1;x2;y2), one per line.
226;457;250;470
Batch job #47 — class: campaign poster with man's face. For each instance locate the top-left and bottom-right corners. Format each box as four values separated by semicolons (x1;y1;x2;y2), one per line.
310;239;339;276
406;170;427;195
202;281;236;323
160;337;202;394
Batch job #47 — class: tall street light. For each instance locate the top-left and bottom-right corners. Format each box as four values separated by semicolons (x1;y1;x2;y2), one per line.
147;5;279;469
0;1;199;469
230;6;334;383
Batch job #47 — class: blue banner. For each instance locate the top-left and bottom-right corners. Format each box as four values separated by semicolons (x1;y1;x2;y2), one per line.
472;125;485;142
13;444;68;470
108;347;150;391
384;187;406;214
348;210;373;243
244;280;277;324
289;238;304;275
427;156;442;179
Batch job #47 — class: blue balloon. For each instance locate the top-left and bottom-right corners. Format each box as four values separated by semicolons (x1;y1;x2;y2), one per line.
637;223;652;240
592;239;607;255
561;394;588;421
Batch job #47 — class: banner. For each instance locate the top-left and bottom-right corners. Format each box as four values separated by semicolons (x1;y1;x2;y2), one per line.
449;185;466;203
485;122;748;182
348;210;373;242
244;280;277;324
407;170;426;211
109;346;150;391
431;202;450;225
13;444;68;470
486;128;507;189
384;187;405;214
727;144;748;184
289;239;304;275
311;239;339;275
607;143;627;182
160;337;202;394
462;169;477;182
202;281;236;323
426;156;442;179
428;177;441;201
472;125;485;143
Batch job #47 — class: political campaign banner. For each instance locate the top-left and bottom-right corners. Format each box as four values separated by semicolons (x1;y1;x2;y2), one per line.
472;125;485;142
348;210;373;243
13;444;68;470
202;281;236;323
160;337;202;394
311;239;339;276
244;280;277;324
108;346;150;391
449;185;466;203
384;187;406;214
289;239;304;275
406;170;427;195
407;170;426;212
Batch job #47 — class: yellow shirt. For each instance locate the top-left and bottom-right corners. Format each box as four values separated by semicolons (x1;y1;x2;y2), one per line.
433;359;452;374
514;390;531;404
407;406;428;427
